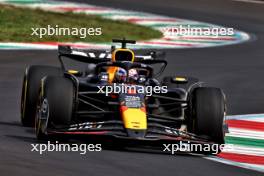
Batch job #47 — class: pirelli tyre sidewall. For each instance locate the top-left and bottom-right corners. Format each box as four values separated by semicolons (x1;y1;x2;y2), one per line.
35;76;75;140
21;65;63;127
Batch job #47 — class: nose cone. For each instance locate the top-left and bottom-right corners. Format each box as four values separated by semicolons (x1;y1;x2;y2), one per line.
121;107;147;129
126;129;146;138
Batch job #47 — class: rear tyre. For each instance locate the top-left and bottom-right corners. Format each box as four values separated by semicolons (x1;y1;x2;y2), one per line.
21;65;62;127
35;76;75;140
190;87;226;145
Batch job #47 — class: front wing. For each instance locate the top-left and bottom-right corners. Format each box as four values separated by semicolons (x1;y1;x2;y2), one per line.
46;120;216;145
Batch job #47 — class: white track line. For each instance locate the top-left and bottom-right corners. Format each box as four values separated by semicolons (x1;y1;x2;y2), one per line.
205;156;264;173
233;0;264;4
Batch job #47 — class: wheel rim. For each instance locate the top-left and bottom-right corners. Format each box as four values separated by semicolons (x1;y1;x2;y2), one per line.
35;98;49;137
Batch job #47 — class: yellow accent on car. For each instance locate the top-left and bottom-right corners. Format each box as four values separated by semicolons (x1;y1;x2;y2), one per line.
174;77;187;82
68;70;79;74
112;48;135;62
107;66;118;83
40;79;44;97
121;108;147;129
22;78;27;118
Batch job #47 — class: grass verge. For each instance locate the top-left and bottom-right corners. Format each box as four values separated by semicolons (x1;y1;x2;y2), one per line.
0;4;162;43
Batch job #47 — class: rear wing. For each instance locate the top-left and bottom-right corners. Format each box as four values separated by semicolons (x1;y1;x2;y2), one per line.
59;45;166;63
58;45;111;63
58;45;167;77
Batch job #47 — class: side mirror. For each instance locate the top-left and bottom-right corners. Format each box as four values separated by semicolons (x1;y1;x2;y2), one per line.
58;45;72;55
149;51;166;59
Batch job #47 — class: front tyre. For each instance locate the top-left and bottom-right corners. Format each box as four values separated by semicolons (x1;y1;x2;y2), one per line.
35;76;75;140
190;87;226;145
21;65;62;127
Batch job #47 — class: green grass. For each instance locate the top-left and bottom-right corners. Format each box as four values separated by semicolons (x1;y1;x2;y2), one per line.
0;5;162;43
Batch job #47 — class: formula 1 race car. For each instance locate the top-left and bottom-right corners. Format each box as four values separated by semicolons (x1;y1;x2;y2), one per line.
21;39;227;153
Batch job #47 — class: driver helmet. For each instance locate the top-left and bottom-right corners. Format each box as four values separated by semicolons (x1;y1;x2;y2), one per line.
114;68;127;83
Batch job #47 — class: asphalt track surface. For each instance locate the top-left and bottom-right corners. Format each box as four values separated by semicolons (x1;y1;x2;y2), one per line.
0;0;263;175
